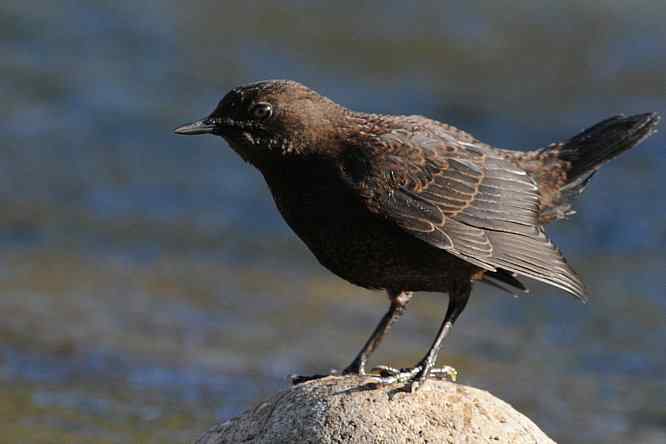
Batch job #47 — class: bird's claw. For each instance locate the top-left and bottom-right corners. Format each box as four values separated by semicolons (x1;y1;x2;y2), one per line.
372;365;402;377
290;368;342;385
368;364;457;391
290;364;457;390
429;366;458;381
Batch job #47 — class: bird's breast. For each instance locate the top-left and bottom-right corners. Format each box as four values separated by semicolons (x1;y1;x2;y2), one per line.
260;163;462;291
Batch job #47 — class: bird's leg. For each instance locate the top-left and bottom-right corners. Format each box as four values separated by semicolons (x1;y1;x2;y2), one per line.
370;281;471;392
342;290;413;375
291;290;412;385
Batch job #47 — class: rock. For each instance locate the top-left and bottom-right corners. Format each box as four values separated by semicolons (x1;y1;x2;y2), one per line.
195;375;555;444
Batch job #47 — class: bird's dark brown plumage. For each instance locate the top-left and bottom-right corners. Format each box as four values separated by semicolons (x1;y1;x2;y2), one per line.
175;80;660;390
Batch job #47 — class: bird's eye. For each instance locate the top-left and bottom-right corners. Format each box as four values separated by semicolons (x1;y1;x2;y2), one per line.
251;102;273;121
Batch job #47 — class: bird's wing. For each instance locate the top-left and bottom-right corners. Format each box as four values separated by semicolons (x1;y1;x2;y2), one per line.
341;128;586;300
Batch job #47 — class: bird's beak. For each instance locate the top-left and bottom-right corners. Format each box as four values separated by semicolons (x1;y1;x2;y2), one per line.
173;118;217;135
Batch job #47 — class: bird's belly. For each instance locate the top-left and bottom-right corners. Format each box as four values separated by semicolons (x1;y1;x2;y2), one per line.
270;186;465;291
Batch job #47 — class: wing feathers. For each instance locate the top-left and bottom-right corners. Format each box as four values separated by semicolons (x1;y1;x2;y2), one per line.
350;126;587;299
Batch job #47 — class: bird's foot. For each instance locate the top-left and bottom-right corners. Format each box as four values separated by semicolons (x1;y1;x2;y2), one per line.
290;368;347;385
341;360;367;376
368;364;457;392
291;359;375;385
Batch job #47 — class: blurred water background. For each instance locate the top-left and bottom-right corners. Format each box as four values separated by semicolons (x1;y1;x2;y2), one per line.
1;1;665;443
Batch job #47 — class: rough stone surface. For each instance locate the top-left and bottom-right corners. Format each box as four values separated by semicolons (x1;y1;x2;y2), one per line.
194;376;556;444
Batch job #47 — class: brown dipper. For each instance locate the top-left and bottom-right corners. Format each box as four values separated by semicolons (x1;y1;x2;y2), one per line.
175;80;660;391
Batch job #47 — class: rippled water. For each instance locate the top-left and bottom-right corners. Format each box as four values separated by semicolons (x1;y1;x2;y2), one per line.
1;1;665;443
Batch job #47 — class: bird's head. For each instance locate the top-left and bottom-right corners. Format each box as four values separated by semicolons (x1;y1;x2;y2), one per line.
175;80;344;168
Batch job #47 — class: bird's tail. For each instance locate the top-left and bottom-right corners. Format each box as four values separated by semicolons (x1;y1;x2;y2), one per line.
555;113;660;183
514;113;660;224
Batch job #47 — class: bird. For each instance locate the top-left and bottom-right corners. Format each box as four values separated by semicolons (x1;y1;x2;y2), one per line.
175;80;660;391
